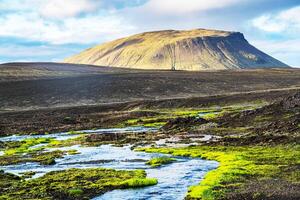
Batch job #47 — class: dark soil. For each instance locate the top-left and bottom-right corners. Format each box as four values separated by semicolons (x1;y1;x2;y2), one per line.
161;116;208;131
1;63;300;111
0;89;298;136
225;179;300;200
220;92;300;134
280;92;300;109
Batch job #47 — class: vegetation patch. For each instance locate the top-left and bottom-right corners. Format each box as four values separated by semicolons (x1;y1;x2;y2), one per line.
119;104;262;133
0;137;68;166
0;150;64;166
138;145;300;200
146;156;176;167
20;171;36;179
47;135;85;148
0;168;157;200
120;108;220;127
0;136;86;166
67;149;80;155
3;138;52;156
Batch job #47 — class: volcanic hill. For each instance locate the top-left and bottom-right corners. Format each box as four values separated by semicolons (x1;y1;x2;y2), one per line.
64;29;289;71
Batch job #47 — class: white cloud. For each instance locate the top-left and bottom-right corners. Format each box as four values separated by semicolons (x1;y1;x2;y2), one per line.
252;39;300;67
39;0;100;19
0;12;135;44
0;0;101;19
142;0;244;14
252;15;286;32
0;0;37;11
251;6;300;67
0;0;136;44
0;0;137;45
252;6;300;34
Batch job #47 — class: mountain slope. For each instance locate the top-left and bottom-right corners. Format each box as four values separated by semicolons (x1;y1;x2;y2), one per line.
64;29;289;71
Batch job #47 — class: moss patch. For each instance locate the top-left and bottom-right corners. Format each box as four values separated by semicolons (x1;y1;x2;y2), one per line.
3;138;52;156
146;156;176;167
0;150;64;166
0;136;85;166
0;168;157;200
138;145;300;200
118;104;262;132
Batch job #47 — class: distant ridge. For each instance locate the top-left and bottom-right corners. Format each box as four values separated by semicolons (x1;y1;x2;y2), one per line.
64;28;289;71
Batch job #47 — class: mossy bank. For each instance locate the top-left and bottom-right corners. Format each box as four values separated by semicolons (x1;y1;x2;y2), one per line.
139;145;300;200
0;168;157;200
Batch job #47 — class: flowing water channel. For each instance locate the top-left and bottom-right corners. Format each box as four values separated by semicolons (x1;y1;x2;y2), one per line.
0;127;218;200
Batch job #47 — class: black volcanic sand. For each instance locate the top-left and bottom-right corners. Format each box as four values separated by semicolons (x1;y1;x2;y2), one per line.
0;88;298;136
0;62;134;82
1;63;300;111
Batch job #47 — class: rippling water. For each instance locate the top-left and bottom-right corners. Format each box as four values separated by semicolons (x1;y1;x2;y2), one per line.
93;148;218;200
0;126;157;142
0;127;218;200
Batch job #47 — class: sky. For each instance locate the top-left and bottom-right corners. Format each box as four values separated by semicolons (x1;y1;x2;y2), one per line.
0;0;300;66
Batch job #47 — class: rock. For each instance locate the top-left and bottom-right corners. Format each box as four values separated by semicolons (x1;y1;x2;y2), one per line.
40;158;56;165
280;92;300;109
161;116;208;131
86;133;127;142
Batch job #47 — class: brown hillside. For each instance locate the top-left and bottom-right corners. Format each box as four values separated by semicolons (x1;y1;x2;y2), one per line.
64;29;289;70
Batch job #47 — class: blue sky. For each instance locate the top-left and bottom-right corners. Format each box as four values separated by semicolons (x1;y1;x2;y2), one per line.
0;0;300;66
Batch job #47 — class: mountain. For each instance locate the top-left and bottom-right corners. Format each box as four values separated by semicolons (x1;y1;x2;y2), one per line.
64;29;289;71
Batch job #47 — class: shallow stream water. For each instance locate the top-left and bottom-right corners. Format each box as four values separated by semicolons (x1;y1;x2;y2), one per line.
0;126;157;142
0;126;218;200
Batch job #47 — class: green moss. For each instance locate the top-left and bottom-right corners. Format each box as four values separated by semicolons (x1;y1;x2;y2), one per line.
143;122;166;127
0;170;21;196
0;168;157;200
121;178;158;187
123;116;171;127
4;138;52;156
67;149;80;155
172;110;205;116
40;158;56;165
201;112;223;120
0;150;64;166
47;135;85;148
119;104;263;129
20;171;36;179
67;130;85;135
146;156;176;167
68;188;84;197
254;115;274;122
0;138;67;166
138;145;300;200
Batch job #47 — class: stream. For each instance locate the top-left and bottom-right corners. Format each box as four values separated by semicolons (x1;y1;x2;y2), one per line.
0;126;218;200
0;126;157;142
